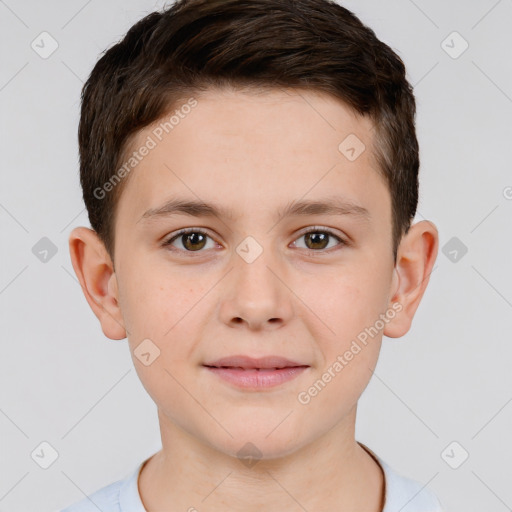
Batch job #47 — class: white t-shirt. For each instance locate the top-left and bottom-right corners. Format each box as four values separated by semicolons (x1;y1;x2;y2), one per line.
60;443;444;511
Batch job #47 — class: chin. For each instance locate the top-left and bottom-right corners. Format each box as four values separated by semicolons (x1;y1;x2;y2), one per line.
205;422;308;463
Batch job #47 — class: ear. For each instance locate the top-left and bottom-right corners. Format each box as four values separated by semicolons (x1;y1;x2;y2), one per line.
383;220;439;339
68;227;127;340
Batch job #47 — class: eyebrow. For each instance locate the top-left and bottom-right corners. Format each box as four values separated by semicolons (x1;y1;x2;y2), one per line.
139;196;371;224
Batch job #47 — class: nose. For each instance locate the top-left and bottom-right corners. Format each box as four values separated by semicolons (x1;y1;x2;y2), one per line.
217;242;294;331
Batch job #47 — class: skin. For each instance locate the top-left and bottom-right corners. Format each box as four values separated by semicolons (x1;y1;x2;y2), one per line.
69;87;438;511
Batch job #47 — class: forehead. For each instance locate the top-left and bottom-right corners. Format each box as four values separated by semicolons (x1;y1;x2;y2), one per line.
115;87;390;230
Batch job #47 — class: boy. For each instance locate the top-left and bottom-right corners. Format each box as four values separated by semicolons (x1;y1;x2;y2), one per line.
63;0;442;510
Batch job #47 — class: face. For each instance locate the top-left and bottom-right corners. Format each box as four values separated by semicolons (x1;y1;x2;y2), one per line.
111;88;398;459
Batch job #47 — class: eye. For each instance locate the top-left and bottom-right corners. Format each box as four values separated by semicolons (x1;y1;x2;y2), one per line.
291;227;347;253
162;226;348;256
162;228;217;253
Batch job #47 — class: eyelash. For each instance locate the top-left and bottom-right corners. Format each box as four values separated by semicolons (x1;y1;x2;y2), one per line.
162;226;348;256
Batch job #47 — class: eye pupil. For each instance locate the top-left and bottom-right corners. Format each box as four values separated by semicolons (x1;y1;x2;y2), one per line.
183;232;207;251
305;232;329;250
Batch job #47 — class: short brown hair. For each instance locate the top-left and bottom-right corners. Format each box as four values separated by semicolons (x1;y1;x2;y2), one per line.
78;0;419;263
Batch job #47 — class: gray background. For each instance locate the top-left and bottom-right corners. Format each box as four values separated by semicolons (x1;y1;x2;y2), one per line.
1;1;511;511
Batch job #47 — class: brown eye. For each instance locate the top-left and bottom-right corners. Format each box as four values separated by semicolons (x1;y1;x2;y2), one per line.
304;232;329;250
293;228;346;252
181;232;207;251
163;229;214;253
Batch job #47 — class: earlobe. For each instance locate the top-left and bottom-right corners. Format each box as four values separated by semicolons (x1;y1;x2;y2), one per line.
383;220;439;339
68;227;127;340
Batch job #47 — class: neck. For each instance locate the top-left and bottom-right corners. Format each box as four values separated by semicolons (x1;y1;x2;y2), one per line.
138;407;385;511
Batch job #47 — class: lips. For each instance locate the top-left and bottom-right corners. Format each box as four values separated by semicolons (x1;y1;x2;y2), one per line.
203;355;309;370
203;355;310;389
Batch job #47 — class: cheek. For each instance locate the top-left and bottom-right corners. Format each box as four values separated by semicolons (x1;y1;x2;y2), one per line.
303;264;387;336
117;257;200;337
121;270;201;409
301;278;385;413
301;260;390;391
